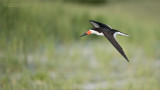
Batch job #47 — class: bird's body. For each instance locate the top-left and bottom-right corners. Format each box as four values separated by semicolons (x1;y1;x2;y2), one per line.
80;20;130;62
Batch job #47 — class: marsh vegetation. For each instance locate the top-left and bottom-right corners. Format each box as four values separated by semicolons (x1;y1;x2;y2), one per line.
0;0;160;89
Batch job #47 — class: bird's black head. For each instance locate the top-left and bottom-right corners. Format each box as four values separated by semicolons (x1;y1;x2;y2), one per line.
80;20;111;37
80;28;94;37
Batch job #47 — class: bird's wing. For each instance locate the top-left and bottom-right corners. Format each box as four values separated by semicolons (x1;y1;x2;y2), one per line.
102;31;129;62
89;20;112;29
89;20;100;28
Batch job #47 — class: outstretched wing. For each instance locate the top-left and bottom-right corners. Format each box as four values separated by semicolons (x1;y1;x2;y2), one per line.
89;20;112;29
102;31;129;62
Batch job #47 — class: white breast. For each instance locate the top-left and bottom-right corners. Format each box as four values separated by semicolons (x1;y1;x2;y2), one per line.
89;30;104;36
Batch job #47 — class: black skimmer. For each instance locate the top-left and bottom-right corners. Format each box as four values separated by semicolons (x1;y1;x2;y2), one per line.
80;20;129;62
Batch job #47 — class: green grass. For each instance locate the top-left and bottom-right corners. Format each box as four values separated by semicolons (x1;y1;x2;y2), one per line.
1;41;160;89
0;0;160;89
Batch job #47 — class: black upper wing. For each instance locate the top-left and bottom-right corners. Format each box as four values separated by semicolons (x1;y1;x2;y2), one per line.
102;30;129;62
89;20;112;29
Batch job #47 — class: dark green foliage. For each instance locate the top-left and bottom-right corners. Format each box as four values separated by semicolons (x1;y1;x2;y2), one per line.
64;0;108;4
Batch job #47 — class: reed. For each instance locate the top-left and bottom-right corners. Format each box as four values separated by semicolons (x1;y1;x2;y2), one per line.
0;0;160;89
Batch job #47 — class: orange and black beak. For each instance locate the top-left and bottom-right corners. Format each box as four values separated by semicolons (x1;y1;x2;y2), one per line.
80;31;91;37
80;33;87;37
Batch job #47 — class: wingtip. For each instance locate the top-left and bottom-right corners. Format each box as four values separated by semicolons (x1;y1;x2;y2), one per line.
89;20;98;22
125;58;129;62
89;20;93;22
123;55;129;62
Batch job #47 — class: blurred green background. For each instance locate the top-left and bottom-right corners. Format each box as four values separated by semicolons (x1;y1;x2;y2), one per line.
0;0;160;89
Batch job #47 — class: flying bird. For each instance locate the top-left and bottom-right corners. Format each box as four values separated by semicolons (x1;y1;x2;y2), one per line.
80;20;129;62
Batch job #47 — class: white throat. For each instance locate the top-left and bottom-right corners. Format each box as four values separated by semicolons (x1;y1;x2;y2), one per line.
89;29;104;36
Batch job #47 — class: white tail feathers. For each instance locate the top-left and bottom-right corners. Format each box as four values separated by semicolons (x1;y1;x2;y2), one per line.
114;32;130;37
113;32;129;42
